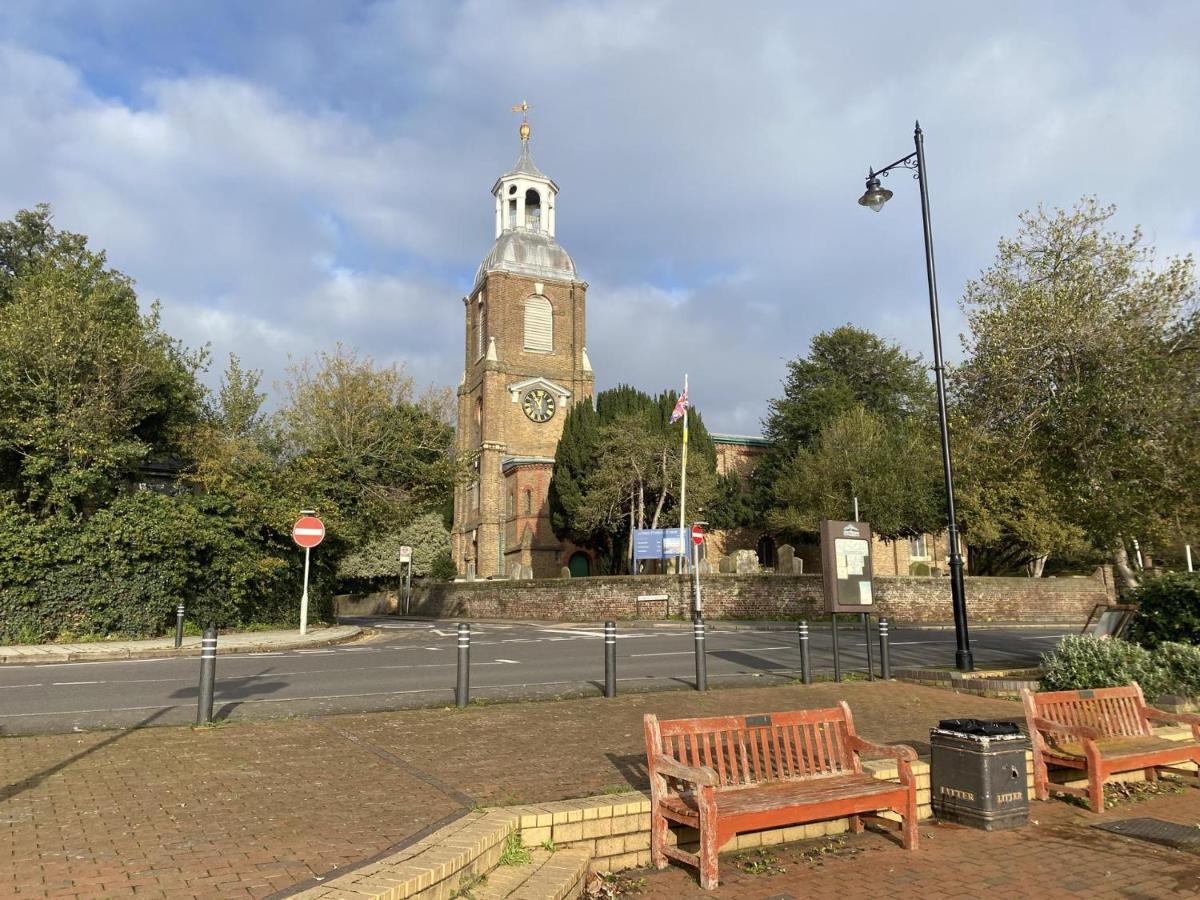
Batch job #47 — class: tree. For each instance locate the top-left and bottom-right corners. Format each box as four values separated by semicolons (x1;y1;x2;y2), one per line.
0;206;205;518
767;406;943;541
338;511;455;585
957;198;1199;588
756;326;935;521
548;385;720;573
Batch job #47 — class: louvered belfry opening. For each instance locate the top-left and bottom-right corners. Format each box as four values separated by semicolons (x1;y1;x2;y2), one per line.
523;295;552;352
524;188;542;231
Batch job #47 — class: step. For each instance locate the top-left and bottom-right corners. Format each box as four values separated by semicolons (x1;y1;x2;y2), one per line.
472;848;591;900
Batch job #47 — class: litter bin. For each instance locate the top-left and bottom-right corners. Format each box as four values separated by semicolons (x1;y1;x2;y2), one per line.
931;719;1028;831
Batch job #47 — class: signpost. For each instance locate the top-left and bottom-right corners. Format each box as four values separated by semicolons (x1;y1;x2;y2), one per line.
292;513;325;635
399;545;413;614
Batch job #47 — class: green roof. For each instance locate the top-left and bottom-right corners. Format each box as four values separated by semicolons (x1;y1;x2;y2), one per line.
710;433;772;447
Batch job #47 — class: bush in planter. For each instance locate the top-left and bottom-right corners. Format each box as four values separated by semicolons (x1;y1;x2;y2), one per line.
1040;635;1169;697
1128;573;1200;648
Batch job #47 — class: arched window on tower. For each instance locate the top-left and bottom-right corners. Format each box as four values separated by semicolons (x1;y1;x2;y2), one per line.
508;185;518;228
523;295;552;352
476;297;486;359
524;188;541;231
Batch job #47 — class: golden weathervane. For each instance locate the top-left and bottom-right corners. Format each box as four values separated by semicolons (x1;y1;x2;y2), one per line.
511;100;532;140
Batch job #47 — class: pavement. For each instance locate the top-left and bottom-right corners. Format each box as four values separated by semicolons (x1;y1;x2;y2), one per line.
4;679;1198;899
0;626;362;666
0;619;1067;735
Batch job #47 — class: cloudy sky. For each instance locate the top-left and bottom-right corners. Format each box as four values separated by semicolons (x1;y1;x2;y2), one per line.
1;1;1197;433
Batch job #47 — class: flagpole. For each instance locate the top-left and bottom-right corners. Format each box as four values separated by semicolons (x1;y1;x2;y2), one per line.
678;374;688;572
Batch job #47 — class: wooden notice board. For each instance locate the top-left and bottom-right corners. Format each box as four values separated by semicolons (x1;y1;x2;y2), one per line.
820;519;876;614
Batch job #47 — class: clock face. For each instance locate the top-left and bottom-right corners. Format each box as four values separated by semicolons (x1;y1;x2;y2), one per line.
522;388;556;423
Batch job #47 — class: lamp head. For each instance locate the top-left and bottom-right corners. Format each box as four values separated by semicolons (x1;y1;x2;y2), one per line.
858;175;893;212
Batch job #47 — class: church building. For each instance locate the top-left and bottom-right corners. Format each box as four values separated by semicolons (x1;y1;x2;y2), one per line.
451;117;595;579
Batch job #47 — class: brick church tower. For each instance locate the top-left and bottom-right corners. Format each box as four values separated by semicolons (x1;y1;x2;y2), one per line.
451;117;594;579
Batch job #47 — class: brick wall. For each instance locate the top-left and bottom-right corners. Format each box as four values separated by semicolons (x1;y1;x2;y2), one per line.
410;570;1115;624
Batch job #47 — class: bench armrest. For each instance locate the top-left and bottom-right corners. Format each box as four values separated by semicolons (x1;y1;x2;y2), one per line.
652;754;718;787
847;735;918;762
1030;716;1100;741
1144;707;1200;727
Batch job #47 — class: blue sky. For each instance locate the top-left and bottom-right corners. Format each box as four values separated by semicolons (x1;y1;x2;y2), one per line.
2;1;1198;432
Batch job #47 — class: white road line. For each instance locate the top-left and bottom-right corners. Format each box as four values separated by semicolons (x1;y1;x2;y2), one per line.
51;681;101;686
296;649;336;654
493;659;521;664
0;683;43;689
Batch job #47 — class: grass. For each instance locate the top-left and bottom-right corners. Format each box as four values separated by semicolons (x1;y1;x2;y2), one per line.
450;873;487;898
1061;778;1187;810
585;872;647;898
498;832;532;867
733;847;786;876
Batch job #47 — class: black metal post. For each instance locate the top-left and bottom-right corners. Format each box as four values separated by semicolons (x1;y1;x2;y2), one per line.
174;603;185;649
693;613;707;691
798;620;811;685
831;613;841;683
879;617;892;679
604;620;617;698
196;625;217;725
863;613;875;681
455;623;470;708
913;123;974;672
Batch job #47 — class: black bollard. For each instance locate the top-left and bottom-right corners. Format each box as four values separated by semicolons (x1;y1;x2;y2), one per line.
831;613;841;683
879;617;892;680
174;603;185;649
196;625;217;725
455;623;471;708
863;613;875;681
693;614;707;691
798;620;811;685
604;621;617;698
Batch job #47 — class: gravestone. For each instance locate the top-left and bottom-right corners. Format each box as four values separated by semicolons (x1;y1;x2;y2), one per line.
520;564;534;580
466;562;476;581
777;544;795;576
509;561;523;579
560;566;572;578
699;559;712;575
734;549;760;574
718;555;735;574
794;557;804;575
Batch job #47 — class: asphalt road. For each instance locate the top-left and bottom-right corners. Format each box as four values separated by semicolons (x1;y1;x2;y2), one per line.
0;619;1071;735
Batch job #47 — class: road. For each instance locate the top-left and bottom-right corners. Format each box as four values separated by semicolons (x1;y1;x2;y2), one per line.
0;619;1070;735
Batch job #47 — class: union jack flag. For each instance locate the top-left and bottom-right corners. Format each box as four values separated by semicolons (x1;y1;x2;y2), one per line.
669;388;689;424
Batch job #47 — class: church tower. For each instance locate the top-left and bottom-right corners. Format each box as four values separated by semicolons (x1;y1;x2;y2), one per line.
451;114;594;579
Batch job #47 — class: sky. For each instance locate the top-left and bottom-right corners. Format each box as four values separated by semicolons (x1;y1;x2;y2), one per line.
1;0;1198;434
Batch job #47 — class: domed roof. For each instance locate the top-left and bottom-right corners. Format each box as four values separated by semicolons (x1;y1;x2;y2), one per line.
475;229;577;286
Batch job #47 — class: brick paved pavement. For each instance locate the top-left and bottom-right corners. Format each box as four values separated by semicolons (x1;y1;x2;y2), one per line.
624;789;1200;899
1;680;1197;898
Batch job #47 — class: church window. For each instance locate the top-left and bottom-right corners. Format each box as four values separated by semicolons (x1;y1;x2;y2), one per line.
507;492;514;518
524;188;541;231
524;489;533;515
476;299;486;359
523;295;552;352
909;535;929;559
471;480;480;510
508;198;517;228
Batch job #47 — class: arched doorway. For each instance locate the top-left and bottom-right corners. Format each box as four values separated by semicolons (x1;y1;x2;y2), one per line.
568;551;591;577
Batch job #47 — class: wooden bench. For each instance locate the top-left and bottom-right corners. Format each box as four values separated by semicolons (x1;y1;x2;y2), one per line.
1022;684;1200;813
643;703;919;890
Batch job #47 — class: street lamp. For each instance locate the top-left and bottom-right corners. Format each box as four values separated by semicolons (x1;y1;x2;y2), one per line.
858;121;974;672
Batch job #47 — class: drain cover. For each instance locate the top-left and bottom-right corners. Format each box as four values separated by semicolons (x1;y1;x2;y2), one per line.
1094;818;1200;850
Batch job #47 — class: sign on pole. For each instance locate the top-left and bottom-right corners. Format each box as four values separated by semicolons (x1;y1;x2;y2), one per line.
293;514;325;635
691;526;705;546
819;519;875;613
398;545;413;563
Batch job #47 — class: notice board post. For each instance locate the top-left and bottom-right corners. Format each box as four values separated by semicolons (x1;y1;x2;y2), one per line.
820;520;876;680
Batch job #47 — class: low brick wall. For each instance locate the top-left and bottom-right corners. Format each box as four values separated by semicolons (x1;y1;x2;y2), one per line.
409;571;1114;625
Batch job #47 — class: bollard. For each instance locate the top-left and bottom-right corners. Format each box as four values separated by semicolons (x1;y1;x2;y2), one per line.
455;623;471;708
798;620;811;685
831;613;842;683
604;621;617;698
196;625;217;725
693;614;708;691
174;603;185;649
863;613;875;682
879;617;892;680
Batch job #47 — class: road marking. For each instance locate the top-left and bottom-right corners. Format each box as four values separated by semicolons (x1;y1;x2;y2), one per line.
51;681;101;686
296;649;336;654
538;628;604;638
0;683;43;689
493;659;521;664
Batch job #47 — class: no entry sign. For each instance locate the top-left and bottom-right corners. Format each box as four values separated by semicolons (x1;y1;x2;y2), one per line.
292;515;325;549
691;526;705;545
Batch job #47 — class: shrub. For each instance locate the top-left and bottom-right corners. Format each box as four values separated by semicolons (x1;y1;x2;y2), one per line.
1155;642;1200;697
1040;635;1168;697
1128;573;1200;648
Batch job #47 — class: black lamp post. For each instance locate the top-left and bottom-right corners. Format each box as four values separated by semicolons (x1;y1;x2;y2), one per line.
858;121;974;672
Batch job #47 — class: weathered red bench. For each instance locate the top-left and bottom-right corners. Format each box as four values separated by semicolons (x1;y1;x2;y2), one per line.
643;703;919;890
1022;684;1200;813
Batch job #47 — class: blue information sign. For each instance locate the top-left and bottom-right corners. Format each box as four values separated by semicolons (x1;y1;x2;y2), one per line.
633;529;664;560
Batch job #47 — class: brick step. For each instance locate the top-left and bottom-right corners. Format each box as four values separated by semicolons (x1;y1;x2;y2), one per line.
473;847;590;900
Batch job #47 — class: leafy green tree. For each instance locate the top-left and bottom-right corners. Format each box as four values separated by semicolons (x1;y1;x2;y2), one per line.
768;406;943;541
338;511;454;585
0;206;205;518
957;198;1199;588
